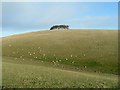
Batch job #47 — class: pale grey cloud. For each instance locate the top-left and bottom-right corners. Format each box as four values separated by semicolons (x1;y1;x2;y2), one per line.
2;2;82;30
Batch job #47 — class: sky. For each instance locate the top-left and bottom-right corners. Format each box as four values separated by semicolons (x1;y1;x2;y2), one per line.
1;2;118;37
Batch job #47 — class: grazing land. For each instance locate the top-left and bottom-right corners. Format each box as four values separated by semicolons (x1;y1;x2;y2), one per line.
2;30;118;88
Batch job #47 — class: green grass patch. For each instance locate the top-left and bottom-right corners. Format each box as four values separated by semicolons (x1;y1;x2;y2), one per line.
2;57;118;88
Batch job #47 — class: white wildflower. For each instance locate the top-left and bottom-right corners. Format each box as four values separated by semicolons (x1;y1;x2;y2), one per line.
75;55;77;57
72;61;74;64
43;54;45;56
20;56;23;58
84;66;87;68
14;58;17;60
38;47;41;49
59;60;61;62
8;44;12;47
83;54;86;56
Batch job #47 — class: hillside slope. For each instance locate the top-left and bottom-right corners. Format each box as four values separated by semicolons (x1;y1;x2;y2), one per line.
2;30;118;74
2;30;118;88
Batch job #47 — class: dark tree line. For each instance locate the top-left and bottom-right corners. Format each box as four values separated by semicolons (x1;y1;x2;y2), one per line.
50;25;69;30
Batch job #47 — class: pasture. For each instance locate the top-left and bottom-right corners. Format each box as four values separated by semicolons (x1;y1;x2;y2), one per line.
2;30;118;88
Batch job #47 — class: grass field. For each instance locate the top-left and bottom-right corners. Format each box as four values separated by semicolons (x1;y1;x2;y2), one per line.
2;30;118;88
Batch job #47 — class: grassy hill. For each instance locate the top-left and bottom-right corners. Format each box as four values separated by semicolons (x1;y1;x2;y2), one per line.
2;30;118;88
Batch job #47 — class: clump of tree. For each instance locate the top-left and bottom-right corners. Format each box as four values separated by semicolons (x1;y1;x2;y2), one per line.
50;25;69;30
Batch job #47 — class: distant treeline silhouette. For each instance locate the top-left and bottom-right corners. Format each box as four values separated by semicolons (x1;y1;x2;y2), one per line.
50;25;69;30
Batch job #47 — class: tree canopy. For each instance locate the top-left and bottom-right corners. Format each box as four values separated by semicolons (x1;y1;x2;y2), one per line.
50;25;69;30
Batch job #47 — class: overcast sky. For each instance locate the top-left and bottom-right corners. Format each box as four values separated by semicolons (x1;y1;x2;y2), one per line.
2;2;118;37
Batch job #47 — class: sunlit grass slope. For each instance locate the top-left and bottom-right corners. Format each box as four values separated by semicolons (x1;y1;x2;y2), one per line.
2;30;118;88
3;30;118;74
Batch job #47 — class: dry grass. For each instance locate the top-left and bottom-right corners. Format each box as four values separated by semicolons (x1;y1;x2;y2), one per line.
2;30;118;88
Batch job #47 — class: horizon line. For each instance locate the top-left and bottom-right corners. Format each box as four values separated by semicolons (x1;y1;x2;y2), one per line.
1;28;118;38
